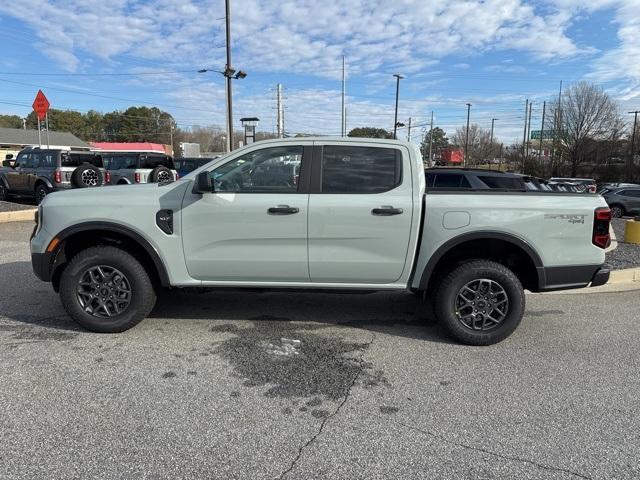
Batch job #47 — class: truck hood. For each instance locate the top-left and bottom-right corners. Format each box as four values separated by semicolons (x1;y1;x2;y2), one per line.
41;179;191;209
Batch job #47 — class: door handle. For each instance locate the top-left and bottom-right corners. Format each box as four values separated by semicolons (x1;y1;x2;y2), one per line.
372;206;403;216
268;205;299;215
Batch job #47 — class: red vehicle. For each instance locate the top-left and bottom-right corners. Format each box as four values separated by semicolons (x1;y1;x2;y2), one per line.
441;148;464;164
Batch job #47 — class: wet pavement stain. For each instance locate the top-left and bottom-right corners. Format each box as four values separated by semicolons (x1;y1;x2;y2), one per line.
380;406;399;414
209;320;387;402
162;371;177;379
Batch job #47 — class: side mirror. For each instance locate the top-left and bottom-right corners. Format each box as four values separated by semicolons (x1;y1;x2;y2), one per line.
194;171;213;194
2;160;15;168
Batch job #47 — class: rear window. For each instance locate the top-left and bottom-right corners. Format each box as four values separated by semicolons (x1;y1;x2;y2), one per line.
107;155;137;170
478;176;525;190
61;153;103;168
431;173;471;189
141;156;174;169
321;146;401;194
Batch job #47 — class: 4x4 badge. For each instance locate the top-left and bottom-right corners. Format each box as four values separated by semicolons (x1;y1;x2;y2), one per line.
544;214;586;224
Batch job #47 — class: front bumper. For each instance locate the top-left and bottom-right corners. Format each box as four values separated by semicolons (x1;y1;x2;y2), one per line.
32;252;54;282
537;264;610;292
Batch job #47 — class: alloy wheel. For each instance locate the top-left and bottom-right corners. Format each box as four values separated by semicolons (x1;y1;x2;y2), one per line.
157;170;172;184
81;169;99;186
76;265;132;318
455;278;509;331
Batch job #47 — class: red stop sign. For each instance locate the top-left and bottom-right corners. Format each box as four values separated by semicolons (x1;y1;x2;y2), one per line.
32;90;50;121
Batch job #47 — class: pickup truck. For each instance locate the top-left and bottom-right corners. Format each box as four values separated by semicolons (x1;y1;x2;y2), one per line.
30;138;612;345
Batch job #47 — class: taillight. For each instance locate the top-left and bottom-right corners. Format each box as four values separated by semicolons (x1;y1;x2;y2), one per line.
105;171;111;184
54;170;61;183
593;207;611;248
134;172;141;183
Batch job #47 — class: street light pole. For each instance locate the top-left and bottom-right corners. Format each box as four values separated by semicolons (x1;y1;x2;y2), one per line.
224;0;233;152
393;74;404;139
464;103;471;167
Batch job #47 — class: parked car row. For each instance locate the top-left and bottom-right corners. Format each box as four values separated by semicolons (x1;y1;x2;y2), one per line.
0;148;180;203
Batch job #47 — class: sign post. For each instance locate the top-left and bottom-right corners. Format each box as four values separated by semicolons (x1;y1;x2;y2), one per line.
32;90;50;148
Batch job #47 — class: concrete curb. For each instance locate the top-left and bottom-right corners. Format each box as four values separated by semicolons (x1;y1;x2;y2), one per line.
0;208;36;224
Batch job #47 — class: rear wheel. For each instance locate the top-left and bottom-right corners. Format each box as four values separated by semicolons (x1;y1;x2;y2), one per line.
59;246;156;333
434;260;525;345
610;205;624;218
35;184;48;204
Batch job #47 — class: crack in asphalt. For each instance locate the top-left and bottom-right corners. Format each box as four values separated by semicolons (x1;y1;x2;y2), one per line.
276;332;377;480
394;421;592;480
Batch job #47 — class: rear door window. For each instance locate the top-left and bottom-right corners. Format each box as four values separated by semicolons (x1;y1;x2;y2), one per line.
39;152;57;168
26;152;41;168
321;145;402;193
61;153;103;168
620;190;640;197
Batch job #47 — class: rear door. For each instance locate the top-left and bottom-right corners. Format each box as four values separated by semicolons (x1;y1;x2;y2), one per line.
307;142;414;284
620;189;640;213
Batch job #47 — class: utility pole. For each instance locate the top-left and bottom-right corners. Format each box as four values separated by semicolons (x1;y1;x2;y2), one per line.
428;110;434;167
526;102;533;157
490;118;497;161
341;55;346;136
169;123;174;155
276;83;284;139
407;117;412;142
538;101;546;166
224;0;233;152
552;80;563;175
464;103;471;167
629;110;639;182
393;74;404;139
522;98;529;160
45;112;50;149
22;118;26;130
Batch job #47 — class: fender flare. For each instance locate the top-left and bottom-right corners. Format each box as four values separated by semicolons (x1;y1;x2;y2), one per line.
0;174;8;188
34;176;54;190
52;221;170;286
416;230;544;291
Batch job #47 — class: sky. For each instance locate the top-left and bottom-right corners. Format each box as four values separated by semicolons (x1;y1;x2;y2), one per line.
0;0;638;145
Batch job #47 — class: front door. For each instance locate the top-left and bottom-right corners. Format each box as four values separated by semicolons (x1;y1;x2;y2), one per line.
181;144;311;283
308;143;414;284
5;151;29;192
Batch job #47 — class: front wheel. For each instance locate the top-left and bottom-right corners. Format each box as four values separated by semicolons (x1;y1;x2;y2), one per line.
35;184;49;204
59;246;156;332
434;260;525;345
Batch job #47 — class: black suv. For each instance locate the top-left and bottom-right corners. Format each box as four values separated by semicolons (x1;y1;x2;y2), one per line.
425;168;526;191
0;148;108;203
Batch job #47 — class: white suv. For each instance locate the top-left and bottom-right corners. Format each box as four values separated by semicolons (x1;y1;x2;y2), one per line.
103;152;177;185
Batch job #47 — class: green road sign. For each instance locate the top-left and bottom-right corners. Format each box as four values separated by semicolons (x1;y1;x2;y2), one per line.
531;129;565;140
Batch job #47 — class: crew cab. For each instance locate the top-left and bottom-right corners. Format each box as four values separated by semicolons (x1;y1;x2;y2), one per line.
30;138;611;345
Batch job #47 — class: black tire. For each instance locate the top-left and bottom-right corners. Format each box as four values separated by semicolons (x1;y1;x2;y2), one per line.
610;205;624;218
149;166;173;184
434;260;525;346
35;183;49;204
59;246;156;333
71;163;103;188
0;182;7;201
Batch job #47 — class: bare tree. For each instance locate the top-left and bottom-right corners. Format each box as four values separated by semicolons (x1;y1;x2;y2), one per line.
452;124;494;165
546;82;621;177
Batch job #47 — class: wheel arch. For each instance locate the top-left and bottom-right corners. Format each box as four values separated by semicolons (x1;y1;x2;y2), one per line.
416;231;544;293
35;177;54;190
50;222;170;291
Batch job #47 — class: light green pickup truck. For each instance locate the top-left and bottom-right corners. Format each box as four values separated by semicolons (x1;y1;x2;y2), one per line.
30;138;612;345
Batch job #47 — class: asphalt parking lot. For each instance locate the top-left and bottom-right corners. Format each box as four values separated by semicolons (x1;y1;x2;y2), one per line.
1;221;639;479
